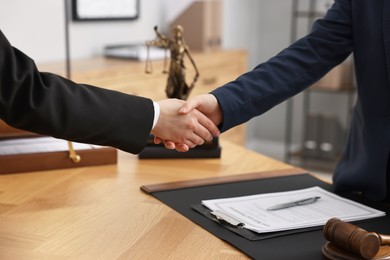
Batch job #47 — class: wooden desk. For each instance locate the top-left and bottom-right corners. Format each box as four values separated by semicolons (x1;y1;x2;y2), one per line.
0;140;294;259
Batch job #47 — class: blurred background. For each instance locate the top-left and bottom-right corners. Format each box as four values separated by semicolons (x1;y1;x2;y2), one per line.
1;0;349;180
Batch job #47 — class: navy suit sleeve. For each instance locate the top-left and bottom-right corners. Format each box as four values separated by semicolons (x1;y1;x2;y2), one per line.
0;30;154;154
211;0;353;132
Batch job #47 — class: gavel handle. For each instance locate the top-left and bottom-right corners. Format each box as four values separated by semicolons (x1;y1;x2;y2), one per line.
379;234;390;245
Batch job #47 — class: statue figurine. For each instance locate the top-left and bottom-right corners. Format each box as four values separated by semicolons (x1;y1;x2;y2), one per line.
145;25;199;100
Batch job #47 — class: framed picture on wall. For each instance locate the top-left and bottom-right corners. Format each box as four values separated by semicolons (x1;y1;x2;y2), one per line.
72;0;139;21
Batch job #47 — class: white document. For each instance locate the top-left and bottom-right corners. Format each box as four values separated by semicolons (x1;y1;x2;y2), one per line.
0;136;105;156
202;186;385;233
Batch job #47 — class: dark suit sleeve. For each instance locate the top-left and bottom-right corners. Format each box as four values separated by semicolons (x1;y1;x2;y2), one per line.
0;30;154;154
211;0;353;132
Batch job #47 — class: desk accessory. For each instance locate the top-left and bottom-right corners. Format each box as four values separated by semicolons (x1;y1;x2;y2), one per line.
266;195;321;210
210;210;245;228
0;127;117;174
322;218;390;260
138;136;221;159
140;24;221;159
141;169;390;260
200;186;384;234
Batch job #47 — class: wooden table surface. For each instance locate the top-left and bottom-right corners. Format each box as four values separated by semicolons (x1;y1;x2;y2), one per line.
0;140;294;259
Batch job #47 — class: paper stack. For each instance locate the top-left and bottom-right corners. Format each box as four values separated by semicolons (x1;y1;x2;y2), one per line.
202;186;385;234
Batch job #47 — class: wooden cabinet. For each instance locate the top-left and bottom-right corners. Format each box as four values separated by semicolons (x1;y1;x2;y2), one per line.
38;49;248;146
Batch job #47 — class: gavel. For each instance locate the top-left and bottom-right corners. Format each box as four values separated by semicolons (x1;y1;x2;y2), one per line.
323;218;390;259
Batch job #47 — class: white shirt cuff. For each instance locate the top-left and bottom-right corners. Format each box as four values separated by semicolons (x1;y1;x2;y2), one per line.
152;101;160;130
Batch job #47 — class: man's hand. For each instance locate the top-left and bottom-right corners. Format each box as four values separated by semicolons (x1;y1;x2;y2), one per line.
179;94;223;126
151;98;220;152
156;94;223;152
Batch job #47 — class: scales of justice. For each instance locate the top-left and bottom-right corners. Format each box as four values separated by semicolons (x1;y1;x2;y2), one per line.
145;24;198;100
140;25;220;158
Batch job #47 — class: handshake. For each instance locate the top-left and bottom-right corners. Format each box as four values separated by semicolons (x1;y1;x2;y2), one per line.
151;94;222;152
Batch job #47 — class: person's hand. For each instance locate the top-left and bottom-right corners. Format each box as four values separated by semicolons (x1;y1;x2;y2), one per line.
151;98;220;151
179;94;223;126
158;94;223;152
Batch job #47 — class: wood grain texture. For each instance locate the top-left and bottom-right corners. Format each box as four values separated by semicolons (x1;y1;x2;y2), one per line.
0;140;295;259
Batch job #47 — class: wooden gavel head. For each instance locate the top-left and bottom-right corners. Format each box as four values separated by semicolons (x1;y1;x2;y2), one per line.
323;218;390;259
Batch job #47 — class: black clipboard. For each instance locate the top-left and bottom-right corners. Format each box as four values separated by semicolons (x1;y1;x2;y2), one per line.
190;203;323;241
141;170;390;260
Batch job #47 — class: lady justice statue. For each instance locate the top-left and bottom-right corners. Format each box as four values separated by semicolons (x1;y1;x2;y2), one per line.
145;25;199;100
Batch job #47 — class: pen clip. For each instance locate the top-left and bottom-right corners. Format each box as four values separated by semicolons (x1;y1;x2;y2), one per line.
295;196;321;206
266;196;321;211
211;210;245;228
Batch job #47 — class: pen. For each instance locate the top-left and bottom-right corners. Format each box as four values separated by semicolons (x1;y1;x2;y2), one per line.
266;196;321;211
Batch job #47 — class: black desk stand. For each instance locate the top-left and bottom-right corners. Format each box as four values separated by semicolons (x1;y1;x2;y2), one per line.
138;135;221;159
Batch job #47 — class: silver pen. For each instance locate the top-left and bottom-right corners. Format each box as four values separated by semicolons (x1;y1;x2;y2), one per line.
266;196;321;211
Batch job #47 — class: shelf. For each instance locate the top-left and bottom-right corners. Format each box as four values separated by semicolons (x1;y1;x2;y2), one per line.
284;0;355;171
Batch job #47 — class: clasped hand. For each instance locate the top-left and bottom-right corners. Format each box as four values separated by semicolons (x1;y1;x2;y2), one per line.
151;94;222;152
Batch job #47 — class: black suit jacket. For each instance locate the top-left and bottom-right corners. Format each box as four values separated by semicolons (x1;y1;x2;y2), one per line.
0;30;154;154
211;0;390;200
